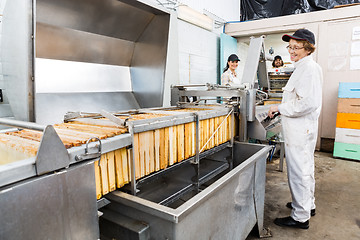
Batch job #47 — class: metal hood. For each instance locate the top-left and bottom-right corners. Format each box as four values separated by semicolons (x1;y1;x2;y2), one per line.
1;0;171;124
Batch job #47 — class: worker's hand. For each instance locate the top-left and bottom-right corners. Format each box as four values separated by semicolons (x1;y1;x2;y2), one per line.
268;105;279;118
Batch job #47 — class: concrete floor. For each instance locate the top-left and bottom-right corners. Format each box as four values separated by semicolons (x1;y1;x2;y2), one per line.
247;151;360;240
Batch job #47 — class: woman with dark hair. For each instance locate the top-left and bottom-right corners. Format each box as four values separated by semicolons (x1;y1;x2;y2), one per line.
272;55;284;68
268;29;322;230
221;54;241;86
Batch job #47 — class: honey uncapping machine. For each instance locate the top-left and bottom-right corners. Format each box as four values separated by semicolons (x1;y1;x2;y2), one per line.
0;0;274;238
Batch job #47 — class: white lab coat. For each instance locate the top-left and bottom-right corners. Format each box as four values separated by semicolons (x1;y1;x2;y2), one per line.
278;55;323;222
221;69;241;86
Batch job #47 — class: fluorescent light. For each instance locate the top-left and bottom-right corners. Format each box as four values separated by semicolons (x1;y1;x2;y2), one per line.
177;5;213;31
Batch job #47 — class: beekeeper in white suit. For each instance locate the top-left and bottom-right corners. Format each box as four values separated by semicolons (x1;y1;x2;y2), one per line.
268;28;323;229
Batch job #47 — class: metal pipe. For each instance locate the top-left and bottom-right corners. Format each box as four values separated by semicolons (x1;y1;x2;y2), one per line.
256;89;269;100
231;108;235;147
129;124;137;195
195;113;200;192
172;84;207;88
0;118;45;131
194;114;200;165
239;95;247;141
230;108;235;170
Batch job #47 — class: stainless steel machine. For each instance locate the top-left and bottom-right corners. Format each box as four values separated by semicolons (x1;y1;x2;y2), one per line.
0;1;275;239
0;104;271;240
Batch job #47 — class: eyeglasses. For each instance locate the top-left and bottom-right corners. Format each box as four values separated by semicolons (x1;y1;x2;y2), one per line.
286;46;304;51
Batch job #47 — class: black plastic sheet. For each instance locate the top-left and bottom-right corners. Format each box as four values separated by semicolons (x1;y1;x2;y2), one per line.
241;0;360;21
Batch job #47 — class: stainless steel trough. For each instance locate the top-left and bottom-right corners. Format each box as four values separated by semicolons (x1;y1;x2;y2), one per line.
100;142;271;240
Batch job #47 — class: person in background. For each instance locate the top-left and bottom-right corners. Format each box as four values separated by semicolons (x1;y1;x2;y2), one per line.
272;55;284;68
221;54;241;86
268;29;323;229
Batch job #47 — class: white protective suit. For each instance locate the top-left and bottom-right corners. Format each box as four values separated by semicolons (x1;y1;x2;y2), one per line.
221;69;241;86
278;55;323;222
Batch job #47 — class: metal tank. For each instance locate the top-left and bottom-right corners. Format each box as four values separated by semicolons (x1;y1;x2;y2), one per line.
100;142;270;240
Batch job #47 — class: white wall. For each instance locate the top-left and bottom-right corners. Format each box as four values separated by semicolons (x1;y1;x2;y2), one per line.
178;0;240;22
175;0;241;85
178;19;219;85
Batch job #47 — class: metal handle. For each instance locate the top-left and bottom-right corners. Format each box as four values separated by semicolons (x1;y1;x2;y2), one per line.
85;137;102;154
100;110;128;126
75;137;102;163
345;134;360;138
